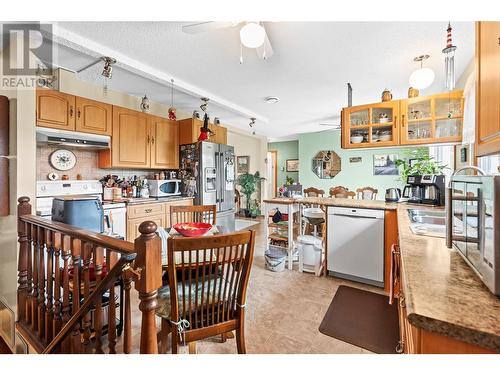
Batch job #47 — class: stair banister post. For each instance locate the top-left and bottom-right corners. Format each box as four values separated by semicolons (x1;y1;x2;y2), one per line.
17;196;31;323
134;221;162;354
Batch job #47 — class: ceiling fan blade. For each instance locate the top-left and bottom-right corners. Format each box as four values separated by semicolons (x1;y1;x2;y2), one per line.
319;123;341;129
182;21;238;34
255;26;274;60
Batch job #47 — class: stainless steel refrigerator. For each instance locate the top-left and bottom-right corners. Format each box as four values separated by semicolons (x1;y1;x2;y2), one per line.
179;142;236;231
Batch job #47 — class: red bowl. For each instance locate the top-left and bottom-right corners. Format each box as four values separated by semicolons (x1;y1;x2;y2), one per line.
173;222;212;237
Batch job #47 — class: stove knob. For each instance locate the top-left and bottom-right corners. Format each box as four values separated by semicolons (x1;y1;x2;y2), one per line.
40;185;46;191
83;184;88;190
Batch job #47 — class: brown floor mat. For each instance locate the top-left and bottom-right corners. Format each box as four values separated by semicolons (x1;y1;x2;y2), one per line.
319;285;399;354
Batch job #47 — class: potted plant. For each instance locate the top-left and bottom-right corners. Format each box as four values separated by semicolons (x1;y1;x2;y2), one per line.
395;147;448;182
236;172;265;217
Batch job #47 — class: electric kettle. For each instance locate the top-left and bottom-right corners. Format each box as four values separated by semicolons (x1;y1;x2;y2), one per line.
385;188;401;202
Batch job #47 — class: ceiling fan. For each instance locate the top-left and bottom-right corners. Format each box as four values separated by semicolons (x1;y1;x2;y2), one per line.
182;21;274;61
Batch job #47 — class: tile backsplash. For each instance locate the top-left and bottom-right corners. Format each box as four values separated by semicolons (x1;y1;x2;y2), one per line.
37;145;156;181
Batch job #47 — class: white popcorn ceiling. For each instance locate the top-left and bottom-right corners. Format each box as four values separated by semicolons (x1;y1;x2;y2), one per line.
50;21;474;140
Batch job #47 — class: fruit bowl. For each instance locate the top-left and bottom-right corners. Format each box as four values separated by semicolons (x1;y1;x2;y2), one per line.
173;222;212;237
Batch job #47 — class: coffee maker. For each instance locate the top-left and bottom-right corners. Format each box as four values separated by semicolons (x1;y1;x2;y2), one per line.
402;175;445;206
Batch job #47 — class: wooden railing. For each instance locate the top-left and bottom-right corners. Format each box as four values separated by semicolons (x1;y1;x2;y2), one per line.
16;197;163;354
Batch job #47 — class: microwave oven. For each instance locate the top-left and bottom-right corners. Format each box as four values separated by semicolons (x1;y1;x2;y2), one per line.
446;174;500;295
148;179;181;197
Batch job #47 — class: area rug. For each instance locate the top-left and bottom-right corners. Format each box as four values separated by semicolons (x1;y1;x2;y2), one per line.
319;285;399;354
235;219;260;231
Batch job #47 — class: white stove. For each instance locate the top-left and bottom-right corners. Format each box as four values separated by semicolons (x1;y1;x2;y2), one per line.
36;180;126;238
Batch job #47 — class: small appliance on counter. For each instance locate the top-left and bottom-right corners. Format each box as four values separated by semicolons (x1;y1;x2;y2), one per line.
385;188;401;202
446;168;500;296
148;179;181;198
52;195;104;233
402;175;445;206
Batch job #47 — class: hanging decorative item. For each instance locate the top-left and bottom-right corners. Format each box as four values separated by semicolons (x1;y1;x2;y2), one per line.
192;110;200;119
442;22;457;91
168;79;177;120
409;55;435;89
140;94;150;112
381;89;393;102
197;98;214;142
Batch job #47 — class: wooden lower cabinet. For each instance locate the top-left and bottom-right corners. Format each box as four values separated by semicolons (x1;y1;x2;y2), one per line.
126;199;193;242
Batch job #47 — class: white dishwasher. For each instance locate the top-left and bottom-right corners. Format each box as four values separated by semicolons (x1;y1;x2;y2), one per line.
327;206;385;287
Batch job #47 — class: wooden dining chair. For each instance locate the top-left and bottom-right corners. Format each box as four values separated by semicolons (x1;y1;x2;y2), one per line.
156;230;256;354
329;186;355;199
303;187;325;197
170;204;217;226
356;186;378;200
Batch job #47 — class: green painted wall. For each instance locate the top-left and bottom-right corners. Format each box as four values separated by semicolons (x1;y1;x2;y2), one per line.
298;130;419;199
268;140;299;187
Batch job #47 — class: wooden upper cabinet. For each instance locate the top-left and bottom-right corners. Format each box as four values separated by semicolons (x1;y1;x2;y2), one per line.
342;101;400;148
476;21;500;157
36;89;76;130
100;106;150;168
75;97;112;135
179;118;228;144
150;116;179;169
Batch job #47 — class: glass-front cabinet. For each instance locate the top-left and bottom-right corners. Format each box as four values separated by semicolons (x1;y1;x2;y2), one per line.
341;90;463;149
400;91;463;145
342;101;400;148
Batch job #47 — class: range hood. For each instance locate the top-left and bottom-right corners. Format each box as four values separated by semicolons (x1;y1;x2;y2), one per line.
36;127;110;150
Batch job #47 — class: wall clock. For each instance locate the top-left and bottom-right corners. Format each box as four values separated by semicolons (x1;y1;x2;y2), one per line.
49;149;77;171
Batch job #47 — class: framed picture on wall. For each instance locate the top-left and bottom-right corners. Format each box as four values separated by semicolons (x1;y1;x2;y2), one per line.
286;159;299;172
373;154;399;175
237;156;250;174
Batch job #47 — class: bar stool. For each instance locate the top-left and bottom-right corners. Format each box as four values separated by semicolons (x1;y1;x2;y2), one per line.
301;206;325;236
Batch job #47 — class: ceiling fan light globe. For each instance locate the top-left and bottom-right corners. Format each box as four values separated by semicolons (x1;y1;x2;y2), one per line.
409;67;435;89
240;23;265;48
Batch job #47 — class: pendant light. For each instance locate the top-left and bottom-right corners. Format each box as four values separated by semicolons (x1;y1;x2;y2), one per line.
168;79;177;120
409;55;435;90
240;22;265;48
442;22;457;91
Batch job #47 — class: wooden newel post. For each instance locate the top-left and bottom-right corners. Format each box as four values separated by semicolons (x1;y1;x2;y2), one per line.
17;196;31;323
134;221;162;354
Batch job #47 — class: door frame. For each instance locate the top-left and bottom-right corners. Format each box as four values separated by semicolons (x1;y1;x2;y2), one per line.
269;150;278;197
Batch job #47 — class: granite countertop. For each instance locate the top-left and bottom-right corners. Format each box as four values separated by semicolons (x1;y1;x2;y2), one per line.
397;204;500;352
117;196;194;206
263;196;397;211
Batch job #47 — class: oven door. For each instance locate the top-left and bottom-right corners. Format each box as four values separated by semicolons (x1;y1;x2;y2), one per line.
451;181;467;256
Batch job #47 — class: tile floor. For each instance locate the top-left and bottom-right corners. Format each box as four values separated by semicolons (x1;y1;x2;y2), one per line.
121;218;380;354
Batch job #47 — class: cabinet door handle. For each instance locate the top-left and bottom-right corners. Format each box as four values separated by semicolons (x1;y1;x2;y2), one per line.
145;208;152;213
69;106;74;118
401;114;405;128
395;340;405;354
77;108;81;119
394;115;397;128
147;135;150;144
151;136;155;144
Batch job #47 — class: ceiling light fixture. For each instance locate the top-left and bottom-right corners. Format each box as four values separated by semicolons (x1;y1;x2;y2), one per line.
240;22;265;49
409;55;435;90
264;96;279;104
140;94;150;113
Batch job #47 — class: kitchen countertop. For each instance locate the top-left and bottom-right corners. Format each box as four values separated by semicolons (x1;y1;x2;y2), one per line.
265;196;500;351
397;204;500;352
263;196;397;211
106;196;194;206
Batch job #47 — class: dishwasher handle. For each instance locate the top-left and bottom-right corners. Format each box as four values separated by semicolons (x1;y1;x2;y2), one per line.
332;213;384;220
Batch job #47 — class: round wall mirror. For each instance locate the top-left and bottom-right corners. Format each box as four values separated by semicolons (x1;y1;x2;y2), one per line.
312;150;341;179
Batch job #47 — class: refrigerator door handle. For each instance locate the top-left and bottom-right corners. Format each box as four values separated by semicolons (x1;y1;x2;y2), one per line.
215;151;220;203
220;152;225;203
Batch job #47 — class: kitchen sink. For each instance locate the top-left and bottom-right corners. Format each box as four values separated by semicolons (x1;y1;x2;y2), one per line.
407;209;446;237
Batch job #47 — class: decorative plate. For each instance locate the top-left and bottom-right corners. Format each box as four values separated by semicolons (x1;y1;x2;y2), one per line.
49;149;76;171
